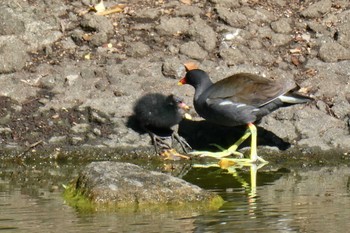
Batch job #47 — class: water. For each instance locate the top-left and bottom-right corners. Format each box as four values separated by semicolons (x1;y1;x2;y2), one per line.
1;158;350;232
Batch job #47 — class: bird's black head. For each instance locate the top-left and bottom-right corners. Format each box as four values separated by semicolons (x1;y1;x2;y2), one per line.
178;69;211;89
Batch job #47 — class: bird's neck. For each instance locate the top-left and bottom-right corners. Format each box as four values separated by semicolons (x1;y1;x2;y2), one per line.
194;78;213;101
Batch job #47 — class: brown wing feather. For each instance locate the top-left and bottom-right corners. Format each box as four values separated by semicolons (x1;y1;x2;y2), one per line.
206;73;296;107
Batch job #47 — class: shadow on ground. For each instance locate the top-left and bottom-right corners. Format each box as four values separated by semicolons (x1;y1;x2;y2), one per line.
127;115;291;152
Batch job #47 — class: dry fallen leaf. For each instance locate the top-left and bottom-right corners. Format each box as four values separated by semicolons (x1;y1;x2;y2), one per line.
84;53;91;60
96;4;126;16
93;0;106;13
82;34;92;41
298;87;310;94
180;0;192;5
290;48;302;54
291;55;300;66
184;61;199;71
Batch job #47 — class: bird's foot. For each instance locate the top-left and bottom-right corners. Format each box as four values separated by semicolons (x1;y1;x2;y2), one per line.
152;135;172;154
252;154;268;164
160;148;190;161
189;148;243;159
189;143;244;159
172;133;192;154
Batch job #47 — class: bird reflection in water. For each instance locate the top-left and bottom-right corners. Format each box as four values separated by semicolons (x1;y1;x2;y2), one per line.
193;159;267;218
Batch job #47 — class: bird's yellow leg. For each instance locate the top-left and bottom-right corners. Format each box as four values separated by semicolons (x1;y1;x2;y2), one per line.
190;126;252;159
190;123;268;163
189;127;251;159
190;128;251;159
247;123;268;164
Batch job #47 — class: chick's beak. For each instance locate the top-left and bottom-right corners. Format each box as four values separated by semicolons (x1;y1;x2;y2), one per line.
178;102;190;110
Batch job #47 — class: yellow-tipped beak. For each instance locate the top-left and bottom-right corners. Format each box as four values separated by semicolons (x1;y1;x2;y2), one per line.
178;102;190;110
178;77;186;86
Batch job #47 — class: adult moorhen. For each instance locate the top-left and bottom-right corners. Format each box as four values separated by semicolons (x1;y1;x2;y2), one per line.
178;69;312;163
133;93;191;154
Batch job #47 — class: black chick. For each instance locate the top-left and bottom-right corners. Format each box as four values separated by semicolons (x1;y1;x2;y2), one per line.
133;93;191;154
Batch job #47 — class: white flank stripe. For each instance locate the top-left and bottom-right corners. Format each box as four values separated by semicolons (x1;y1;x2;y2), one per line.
219;100;234;106
278;95;307;103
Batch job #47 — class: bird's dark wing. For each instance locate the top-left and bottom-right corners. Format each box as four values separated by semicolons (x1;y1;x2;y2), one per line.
205;73;296;107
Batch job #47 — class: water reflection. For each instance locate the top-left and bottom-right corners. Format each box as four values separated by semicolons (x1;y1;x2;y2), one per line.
191;159;269;222
1;157;350;232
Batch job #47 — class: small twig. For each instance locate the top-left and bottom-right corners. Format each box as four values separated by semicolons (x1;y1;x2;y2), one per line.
17;140;43;157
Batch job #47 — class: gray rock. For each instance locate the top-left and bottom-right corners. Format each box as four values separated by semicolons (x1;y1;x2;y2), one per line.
90;32;108;47
209;0;240;8
80;14;114;34
318;42;350;62
240;7;276;25
270;18;292;34
215;7;248;28
219;48;246;66
0;7;25;35
71;123;91;134
271;33;293;47
0;37;28;73
156;17;190;36
331;98;350;119
133;8;160;20
337;22;350;48
294;107;350;150
126;42;151;58
70;136;85;145
92;128;101;136
301;0;332;18
189;18;217;51
0;113;11;125
0;127;12;136
48;136;67;144
90;111;108;124
74;161;221;207
22;21;63;51
162;57;184;78
180;42;208;60
176;5;202;17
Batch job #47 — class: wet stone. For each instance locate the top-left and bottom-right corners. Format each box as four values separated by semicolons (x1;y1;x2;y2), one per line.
74;161;221;207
